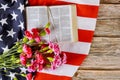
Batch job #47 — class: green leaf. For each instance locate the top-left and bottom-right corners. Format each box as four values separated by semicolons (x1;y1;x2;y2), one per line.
17;46;23;53
40;30;46;36
15;59;20;63
11;55;15;61
47;57;54;62
17;48;23;53
46;64;51;68
42;47;49;51
39;47;49;52
39;41;44;45
21;73;26;77
15;42;20;46
23;37;29;43
28;39;35;44
45;22;50;28
46;49;53;54
39;22;50;36
14;77;18;80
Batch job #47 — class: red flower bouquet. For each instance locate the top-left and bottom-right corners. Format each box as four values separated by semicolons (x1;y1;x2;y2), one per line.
0;22;67;80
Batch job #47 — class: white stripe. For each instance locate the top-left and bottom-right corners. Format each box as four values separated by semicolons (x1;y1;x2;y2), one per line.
77;17;97;31
58;0;100;6
41;64;79;77
59;42;91;55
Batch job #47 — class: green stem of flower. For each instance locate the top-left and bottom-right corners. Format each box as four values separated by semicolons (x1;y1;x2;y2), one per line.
2;46;17;57
4;51;18;57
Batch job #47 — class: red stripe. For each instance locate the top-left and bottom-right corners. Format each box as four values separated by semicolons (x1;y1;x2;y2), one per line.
76;4;99;18
28;0;37;5
78;29;94;43
34;52;87;80
34;72;72;80
28;0;99;18
62;51;87;66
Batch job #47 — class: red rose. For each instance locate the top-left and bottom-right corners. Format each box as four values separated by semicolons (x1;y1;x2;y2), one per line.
33;35;41;43
31;28;39;36
25;31;33;40
20;53;27;66
44;28;50;34
23;44;32;58
35;51;44;64
26;73;32;80
28;60;37;72
38;64;43;71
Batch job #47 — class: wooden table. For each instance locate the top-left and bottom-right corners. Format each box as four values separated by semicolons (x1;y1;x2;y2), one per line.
73;0;120;80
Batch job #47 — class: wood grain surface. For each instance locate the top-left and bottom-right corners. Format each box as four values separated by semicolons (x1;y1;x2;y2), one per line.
73;0;120;80
73;70;120;80
80;37;120;70
101;0;120;4
95;19;120;37
98;4;120;19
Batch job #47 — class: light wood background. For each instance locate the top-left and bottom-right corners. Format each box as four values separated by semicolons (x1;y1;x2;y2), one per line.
73;0;120;80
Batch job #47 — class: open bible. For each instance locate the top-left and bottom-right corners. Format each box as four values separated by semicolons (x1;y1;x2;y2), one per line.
26;5;78;42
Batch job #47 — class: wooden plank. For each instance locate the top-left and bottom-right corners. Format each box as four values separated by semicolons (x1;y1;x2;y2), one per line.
95;19;120;37
72;2;120;80
79;37;120;69
98;4;120;19
79;54;120;70
101;0;120;4
73;70;120;80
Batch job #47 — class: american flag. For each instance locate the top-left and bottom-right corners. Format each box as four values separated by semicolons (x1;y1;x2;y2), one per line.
28;0;100;80
0;0;100;80
0;0;25;54
0;0;27;80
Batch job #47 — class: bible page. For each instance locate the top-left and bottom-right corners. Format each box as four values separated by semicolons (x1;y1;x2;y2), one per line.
49;5;78;42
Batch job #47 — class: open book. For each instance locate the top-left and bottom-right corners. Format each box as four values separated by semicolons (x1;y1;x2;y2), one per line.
26;5;78;42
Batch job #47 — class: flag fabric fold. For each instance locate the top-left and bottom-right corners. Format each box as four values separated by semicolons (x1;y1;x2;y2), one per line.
0;0;26;54
0;0;26;80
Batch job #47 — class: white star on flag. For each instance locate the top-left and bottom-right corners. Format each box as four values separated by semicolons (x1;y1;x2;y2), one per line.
0;18;8;26
12;0;17;3
20;67;27;73
11;11;18;20
8;72;16;80
0;4;9;11
18;3;24;13
2;46;10;53
7;29;16;38
18;21;24;30
0;35;3;41
16;38;19;42
3;67;6;71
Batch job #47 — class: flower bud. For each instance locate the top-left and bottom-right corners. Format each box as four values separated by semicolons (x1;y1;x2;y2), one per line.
16;59;20;63
13;77;18;80
17;49;23;53
23;37;29;43
46;49;53;54
21;73;26;77
15;42;20;46
20;54;27;66
17;46;23;53
28;39;35;44
23;44;32;58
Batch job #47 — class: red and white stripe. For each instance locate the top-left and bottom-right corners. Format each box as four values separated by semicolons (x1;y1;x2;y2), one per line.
28;0;100;79
59;0;100;6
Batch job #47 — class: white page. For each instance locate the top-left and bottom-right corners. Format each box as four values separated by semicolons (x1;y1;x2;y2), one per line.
49;5;73;42
26;6;48;31
26;5;77;42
